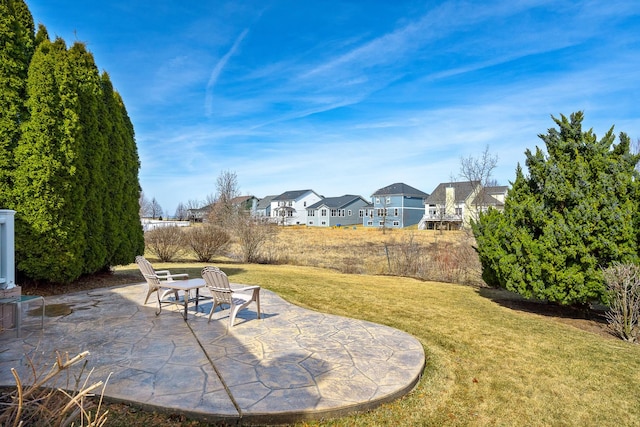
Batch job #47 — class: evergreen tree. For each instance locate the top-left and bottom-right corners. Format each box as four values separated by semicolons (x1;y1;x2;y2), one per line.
2;0;144;283
0;0;34;208
100;72;144;265
116;90;145;261
14;38;87;282
69;42;109;273
473;112;640;306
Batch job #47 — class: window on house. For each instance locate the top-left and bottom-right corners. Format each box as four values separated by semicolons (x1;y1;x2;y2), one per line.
393;221;400;226
359;209;364;217
377;208;385;217
287;211;293;217
348;210;352;216
379;221;384;226
287;201;293;207
341;209;345;217
455;207;462;216
308;210;315;216
367;220;373;226
331;209;337;216
321;209;327;216
386;197;391;204
321;221;326;225
304;201;307;207
394;208;399;216
309;221;314;225
375;197;380;204
369;209;374;218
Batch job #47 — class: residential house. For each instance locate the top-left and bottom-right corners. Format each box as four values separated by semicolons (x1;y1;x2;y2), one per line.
306;195;371;227
270;189;323;226
364;183;429;228
186;195;258;222
230;195;259;215
255;195;276;218
418;181;507;230
186;205;210;222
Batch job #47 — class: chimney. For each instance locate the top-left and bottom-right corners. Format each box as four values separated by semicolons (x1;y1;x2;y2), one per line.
445;186;455;214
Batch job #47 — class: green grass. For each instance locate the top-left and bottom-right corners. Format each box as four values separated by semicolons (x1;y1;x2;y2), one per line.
114;261;640;426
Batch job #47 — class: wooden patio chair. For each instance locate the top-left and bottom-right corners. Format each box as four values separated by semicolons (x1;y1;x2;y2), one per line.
201;266;261;327
135;256;188;304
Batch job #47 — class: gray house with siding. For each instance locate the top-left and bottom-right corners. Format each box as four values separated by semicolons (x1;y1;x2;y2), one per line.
255;195;276;218
364;183;429;228
306;195;371;227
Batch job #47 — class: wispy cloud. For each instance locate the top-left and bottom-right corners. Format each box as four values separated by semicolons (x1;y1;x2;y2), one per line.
204;28;249;116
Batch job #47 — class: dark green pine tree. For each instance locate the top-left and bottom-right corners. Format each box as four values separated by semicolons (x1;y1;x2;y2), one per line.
100;72;144;265
14;37;88;283
0;0;34;208
69;42;109;273
473;112;640;306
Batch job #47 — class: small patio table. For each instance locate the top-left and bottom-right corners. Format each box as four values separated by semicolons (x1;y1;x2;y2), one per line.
155;278;210;320
0;295;45;337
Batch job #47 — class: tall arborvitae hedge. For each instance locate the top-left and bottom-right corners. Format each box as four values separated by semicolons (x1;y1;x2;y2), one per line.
2;0;144;283
0;0;34;208
69;42;108;273
100;72;145;265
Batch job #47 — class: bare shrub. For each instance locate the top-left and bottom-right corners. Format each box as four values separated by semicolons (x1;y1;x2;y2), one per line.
385;234;427;277
0;351;109;426
184;224;230;262
603;263;640;342
233;215;278;263
423;240;483;285
381;233;482;284
144;226;184;262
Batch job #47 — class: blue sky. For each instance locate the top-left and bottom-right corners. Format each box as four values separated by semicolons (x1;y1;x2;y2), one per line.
27;1;640;215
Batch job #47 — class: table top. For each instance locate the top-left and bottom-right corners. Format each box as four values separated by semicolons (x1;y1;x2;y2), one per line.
0;295;44;303
162;278;205;291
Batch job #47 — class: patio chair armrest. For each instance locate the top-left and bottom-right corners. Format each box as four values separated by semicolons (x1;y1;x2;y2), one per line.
232;285;260;293
156;272;189;280
164;273;189;280
155;270;170;275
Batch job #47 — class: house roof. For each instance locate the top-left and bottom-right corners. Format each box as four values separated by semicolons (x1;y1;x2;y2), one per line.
372;183;429;198
256;195;277;209
485;185;509;195
230;195;256;205
471;186;508;207
425;181;480;204
471;191;504;207
307;195;368;210
273;189;318;201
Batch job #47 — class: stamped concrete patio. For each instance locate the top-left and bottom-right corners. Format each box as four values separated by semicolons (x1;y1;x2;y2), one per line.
0;282;425;425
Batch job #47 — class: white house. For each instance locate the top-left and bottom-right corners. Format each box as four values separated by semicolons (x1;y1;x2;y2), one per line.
270;189;323;226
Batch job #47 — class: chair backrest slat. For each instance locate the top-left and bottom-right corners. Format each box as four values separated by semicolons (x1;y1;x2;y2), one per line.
202;266;233;305
135;256;155;277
